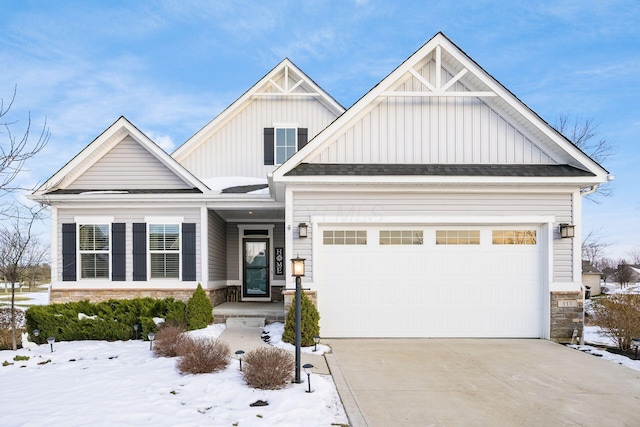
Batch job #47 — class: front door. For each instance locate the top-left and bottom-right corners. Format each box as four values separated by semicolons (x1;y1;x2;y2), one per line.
243;239;270;299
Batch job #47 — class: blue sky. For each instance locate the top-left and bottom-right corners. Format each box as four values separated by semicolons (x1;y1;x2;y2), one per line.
1;0;638;260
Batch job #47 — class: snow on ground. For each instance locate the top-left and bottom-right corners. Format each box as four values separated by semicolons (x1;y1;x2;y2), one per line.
0;286;50;309
0;322;348;427
263;323;331;355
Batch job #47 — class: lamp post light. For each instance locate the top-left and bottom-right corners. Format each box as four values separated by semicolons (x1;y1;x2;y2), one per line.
303;363;314;393
291;255;306;384
313;335;320;352
632;338;640;360
47;337;55;353
133;323;139;340
235;350;245;371
148;332;155;350
33;329;40;345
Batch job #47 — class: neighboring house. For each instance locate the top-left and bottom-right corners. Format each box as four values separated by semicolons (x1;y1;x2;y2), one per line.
581;261;602;296
31;33;609;342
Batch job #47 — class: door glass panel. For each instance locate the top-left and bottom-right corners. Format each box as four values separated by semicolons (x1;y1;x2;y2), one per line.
245;242;267;267
244;240;269;297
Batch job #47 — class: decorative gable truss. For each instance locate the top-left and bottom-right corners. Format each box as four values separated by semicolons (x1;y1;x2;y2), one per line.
275;33;608;185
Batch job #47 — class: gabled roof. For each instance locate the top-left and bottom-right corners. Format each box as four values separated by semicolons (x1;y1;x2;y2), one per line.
274;32;609;184
172;58;345;163
32;116;210;197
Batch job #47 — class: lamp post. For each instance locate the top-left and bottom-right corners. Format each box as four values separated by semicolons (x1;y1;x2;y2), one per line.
148;332;155;350
291;255;305;384
47;337;55;353
33;329;40;345
133;323;139;340
235;350;245;371
313;335;320;352
303;363;314;393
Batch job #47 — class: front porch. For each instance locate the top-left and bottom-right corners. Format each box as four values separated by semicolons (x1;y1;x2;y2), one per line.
213;301;285;324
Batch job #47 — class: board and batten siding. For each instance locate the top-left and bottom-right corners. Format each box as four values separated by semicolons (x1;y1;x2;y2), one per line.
310;61;555;165
55;207;201;282
208;211;227;282
68;136;191;190
178;97;339;180
290;190;573;282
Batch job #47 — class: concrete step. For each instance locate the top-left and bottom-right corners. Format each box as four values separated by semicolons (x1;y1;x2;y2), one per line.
225;317;266;328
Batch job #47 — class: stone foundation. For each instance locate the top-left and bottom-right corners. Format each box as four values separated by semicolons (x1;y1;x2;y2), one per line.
50;287;227;308
282;289;317;314
550;291;583;343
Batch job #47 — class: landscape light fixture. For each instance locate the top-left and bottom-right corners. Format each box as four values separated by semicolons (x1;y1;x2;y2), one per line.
559;223;575;238
235;350;245;371
298;223;308;238
313;335;320;352
33;329;40;345
133;323;139;340
303;363;314;393
47;337;55;353
291;255;306;383
632;338;640;360
148;332;155;350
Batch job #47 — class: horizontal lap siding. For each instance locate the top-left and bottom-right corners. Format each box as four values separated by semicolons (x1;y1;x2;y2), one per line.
208;211;226;281
68;136;190;189
179;97;338;179
56;208;201;282
292;191;573;282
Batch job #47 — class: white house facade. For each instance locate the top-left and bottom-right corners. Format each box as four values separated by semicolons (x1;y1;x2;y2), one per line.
32;33;609;342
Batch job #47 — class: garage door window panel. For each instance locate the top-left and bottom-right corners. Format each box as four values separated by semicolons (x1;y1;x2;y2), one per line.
323;230;367;245
379;230;423;245
492;230;537;245
435;230;480;245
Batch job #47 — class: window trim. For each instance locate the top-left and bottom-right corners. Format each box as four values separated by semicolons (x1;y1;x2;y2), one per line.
274;127;298;165
147;222;182;279
77;223;111;280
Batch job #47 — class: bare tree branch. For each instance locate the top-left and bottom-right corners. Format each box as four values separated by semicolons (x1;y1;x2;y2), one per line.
581;228;612;268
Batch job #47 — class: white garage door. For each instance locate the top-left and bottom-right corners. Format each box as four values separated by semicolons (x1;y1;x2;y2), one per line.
316;225;544;338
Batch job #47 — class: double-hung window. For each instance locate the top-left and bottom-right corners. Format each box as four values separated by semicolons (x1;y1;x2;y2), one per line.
275;128;297;164
79;224;110;279
149;224;180;279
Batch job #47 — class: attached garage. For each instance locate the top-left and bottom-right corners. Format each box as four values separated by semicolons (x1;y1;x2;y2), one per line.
316;224;545;338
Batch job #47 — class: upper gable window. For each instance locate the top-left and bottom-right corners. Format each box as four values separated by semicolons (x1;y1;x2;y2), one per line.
276;128;297;164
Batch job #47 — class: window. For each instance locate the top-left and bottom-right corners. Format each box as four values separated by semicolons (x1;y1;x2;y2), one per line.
79;224;109;279
379;230;423;245
149;224;180;278
275;128;297;164
436;230;480;245
492;230;537;245
323;230;367;245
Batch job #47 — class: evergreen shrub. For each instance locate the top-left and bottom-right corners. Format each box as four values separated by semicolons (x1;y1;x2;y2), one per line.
282;292;320;347
186;284;213;330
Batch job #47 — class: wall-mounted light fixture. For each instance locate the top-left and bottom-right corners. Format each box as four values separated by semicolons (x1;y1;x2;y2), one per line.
559;224;575;238
298;223;308;238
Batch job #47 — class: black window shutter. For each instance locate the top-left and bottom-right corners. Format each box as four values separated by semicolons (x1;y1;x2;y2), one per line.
112;223;126;281
298;128;308;149
264;128;274;165
133;223;147;281
182;223;196;281
62;223;76;281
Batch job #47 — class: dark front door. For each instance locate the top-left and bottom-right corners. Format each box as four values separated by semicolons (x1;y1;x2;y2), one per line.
243;239;270;298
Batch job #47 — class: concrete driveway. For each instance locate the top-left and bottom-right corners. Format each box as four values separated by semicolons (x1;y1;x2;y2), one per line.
325;339;640;426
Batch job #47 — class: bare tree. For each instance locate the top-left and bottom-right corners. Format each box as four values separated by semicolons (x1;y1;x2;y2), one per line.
581;228;612;268
627;249;640;265
1;86;49;212
612;260;634;289
554;113;614;200
0;205;47;350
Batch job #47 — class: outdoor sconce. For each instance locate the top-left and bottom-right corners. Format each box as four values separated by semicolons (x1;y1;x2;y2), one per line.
559;223;575;238
148;332;155;350
33;329;40;345
47;337;55;353
303;363;314;393
291;256;306;383
313;335;320;352
133;323;139;340
298;223;308;238
235;350;245;371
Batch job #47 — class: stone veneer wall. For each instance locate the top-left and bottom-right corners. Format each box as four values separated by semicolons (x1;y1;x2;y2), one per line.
282;290;317;315
50;287;227;307
550;291;583;343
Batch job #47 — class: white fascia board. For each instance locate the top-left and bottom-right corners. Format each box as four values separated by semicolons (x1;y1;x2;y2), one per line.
311;214;555;225
172;59;344;163
287;183;586;195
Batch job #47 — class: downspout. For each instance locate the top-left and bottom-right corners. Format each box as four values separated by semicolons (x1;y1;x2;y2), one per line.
578;184;597;345
580;184;599;196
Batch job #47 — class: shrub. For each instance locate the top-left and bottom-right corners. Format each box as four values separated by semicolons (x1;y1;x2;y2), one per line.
593;294;640;350
186;284;213;331
153;324;187;358
242;347;294;390
176;337;230;374
282;292;320;347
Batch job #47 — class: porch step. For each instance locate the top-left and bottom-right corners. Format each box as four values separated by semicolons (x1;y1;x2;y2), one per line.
226;317;266;328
